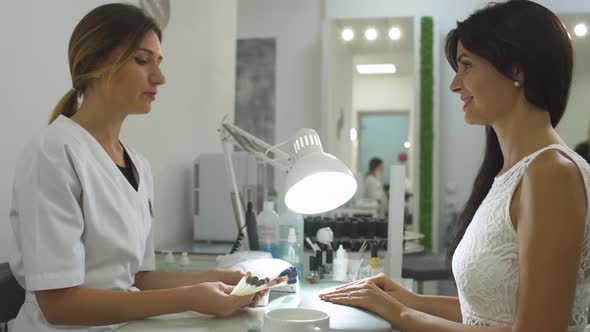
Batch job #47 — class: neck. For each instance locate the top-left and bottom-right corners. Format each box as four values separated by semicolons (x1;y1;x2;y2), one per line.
70;91;126;152
492;98;564;173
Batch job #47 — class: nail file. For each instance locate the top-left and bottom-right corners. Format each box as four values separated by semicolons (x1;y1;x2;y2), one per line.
231;274;288;296
229;272;251;296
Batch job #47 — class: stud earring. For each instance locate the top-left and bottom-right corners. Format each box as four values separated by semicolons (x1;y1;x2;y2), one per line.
514;81;521;87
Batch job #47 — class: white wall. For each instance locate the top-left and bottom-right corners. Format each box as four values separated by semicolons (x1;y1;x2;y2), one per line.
325;0;590;251
0;0;237;262
237;0;323;212
558;72;590;147
353;75;414;111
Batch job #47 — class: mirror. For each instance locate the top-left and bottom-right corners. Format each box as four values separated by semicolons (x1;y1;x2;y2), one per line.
558;14;590;152
323;17;418;228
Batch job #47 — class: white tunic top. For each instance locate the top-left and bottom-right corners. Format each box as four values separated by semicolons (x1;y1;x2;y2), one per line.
363;174;387;217
452;144;590;332
9;115;156;332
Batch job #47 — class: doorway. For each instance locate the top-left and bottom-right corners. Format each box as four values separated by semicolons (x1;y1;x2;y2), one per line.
358;111;410;184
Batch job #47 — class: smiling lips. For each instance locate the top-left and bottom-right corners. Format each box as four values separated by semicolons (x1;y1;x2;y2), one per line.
461;95;473;109
144;92;157;101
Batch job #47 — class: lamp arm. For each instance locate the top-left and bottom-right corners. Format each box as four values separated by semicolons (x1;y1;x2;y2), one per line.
221;137;247;238
220;122;291;170
218;121;294;251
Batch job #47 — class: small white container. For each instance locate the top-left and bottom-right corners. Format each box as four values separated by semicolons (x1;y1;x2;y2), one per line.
332;245;348;281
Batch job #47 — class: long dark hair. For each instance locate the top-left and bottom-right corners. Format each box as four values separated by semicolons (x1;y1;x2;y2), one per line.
50;3;161;124
445;0;573;265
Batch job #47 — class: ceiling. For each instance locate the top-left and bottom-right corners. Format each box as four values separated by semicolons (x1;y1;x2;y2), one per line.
332;17;414;55
328;14;590;76
330;17;415;76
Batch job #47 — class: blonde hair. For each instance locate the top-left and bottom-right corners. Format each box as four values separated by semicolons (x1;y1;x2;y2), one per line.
49;3;162;124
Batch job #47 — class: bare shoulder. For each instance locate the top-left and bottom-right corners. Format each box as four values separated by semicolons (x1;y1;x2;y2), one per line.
520;148;587;220
524;149;584;187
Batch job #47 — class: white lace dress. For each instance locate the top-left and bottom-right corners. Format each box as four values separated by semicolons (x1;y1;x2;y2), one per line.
452;144;590;332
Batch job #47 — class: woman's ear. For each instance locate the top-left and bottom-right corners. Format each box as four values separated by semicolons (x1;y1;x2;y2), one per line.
511;64;525;84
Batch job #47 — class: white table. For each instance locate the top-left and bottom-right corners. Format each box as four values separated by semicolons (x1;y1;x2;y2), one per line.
119;278;413;332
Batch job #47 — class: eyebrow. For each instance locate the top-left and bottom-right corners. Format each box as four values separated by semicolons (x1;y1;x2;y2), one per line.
138;47;163;62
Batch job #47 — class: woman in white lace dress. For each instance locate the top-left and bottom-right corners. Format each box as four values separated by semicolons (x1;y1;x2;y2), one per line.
321;1;590;331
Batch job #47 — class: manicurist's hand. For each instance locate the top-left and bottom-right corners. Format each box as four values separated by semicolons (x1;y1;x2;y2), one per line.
207;269;245;286
183;282;254;317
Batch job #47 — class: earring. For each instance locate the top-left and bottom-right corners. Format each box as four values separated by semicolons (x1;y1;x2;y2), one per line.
514;81;520;87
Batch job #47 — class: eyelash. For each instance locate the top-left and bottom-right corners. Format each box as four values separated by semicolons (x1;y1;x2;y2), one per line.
460;61;471;70
135;57;147;65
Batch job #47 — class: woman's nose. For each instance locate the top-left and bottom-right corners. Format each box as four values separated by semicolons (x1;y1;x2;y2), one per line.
449;74;462;93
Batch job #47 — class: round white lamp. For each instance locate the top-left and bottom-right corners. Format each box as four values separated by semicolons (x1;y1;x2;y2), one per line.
284;129;357;214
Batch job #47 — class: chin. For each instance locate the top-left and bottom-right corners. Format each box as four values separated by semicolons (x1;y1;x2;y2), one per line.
128;108;152;115
463;111;486;126
464;114;475;125
138;104;152;114
464;117;485;126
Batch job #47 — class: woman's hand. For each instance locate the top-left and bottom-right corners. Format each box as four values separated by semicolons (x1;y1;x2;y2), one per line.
206;269;245;286
184;281;255;317
320;280;405;327
332;273;419;307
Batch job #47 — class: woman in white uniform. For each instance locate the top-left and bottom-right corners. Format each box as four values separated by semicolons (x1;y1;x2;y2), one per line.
321;1;590;332
363;158;387;217
9;4;257;331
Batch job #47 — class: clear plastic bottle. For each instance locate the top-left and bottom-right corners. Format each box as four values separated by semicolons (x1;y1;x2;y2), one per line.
279;209;304;276
333;244;348;281
257;201;280;258
179;252;191;272
281;228;303;280
163;250;176;271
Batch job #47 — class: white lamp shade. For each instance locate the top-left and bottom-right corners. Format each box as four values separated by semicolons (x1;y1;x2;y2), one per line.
284;151;357;214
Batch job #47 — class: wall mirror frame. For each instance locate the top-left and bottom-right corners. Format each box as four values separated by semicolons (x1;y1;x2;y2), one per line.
321;15;439;250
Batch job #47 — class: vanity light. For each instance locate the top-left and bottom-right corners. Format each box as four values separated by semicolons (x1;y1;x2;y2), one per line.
341;28;354;41
389;27;402;40
365;27;378;41
575;23;587;37
356;63;396;75
350;128;358;142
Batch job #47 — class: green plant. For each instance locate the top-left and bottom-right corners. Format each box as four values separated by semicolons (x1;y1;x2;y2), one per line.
419;16;434;250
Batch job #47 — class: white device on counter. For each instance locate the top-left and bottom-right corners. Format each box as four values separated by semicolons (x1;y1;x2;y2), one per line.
192;152;263;242
216;251;272;269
